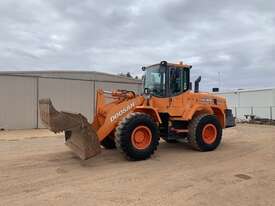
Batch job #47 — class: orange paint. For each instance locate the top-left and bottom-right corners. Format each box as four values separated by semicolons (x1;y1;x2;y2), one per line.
202;124;217;144
131;126;152;150
90;62;230;142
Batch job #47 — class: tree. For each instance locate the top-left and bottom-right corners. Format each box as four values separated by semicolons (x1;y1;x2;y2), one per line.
119;72;134;79
126;72;132;78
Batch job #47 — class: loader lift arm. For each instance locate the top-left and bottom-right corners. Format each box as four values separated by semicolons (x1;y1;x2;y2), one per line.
92;89;145;141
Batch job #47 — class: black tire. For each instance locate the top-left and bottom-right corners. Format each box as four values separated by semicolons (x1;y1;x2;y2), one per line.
115;112;159;160
100;136;116;149
188;114;222;151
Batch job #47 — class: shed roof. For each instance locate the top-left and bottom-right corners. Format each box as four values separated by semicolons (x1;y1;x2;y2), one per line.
0;70;142;84
218;87;275;94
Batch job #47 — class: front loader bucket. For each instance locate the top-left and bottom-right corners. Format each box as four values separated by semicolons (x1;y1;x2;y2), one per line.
39;98;101;160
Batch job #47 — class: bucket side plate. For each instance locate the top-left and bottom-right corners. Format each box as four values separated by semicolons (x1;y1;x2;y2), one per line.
39;98;101;160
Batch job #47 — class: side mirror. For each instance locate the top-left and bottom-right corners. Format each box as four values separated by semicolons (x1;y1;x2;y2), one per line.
144;88;150;95
141;66;146;71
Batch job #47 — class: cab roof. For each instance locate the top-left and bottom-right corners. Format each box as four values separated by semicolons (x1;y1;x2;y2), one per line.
146;61;192;69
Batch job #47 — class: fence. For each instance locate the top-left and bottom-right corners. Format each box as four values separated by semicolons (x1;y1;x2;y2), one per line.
230;106;275;120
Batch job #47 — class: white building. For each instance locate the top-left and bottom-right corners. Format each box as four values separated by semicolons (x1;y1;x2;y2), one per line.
218;88;275;120
0;71;142;129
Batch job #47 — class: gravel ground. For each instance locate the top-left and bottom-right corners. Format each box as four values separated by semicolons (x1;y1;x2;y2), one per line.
0;124;274;206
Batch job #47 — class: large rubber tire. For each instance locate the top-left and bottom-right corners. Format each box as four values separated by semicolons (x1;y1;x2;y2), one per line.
115;112;159;160
100;136;116;149
188;114;222;151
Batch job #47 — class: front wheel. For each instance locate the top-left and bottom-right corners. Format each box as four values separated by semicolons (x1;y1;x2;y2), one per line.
115;112;159;160
188;114;222;151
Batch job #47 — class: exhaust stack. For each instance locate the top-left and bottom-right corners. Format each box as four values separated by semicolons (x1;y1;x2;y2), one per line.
194;76;201;93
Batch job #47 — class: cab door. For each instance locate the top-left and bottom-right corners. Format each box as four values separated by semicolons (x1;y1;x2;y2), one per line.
167;67;189;116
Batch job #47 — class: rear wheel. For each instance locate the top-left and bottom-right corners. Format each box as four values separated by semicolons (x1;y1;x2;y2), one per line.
100;136;116;149
188;114;222;151
115;112;159;160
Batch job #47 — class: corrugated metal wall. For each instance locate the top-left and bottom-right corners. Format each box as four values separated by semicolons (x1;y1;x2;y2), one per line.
0;76;37;129
38;78;94;128
218;88;275;120
0;74;142;129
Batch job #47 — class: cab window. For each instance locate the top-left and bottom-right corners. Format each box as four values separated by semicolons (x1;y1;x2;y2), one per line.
144;65;166;97
169;68;188;96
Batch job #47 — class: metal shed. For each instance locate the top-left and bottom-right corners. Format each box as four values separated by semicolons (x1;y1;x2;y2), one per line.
0;71;142;129
218;88;275;120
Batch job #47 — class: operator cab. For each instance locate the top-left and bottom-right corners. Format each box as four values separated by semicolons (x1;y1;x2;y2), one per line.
143;61;192;97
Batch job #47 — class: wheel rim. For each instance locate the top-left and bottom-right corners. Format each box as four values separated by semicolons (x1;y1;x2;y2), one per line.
131;126;152;150
202;124;217;144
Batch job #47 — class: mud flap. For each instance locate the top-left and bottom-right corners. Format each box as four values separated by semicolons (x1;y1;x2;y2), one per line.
39;98;101;160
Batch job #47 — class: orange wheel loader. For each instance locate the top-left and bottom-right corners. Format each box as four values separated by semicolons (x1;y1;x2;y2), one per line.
39;61;235;160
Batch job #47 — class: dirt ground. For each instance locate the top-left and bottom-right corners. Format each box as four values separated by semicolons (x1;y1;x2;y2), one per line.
0;124;274;206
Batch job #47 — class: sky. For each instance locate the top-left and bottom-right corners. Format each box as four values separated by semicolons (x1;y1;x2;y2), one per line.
0;0;274;91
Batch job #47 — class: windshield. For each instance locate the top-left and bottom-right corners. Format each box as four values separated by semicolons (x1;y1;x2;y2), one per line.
144;65;166;97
